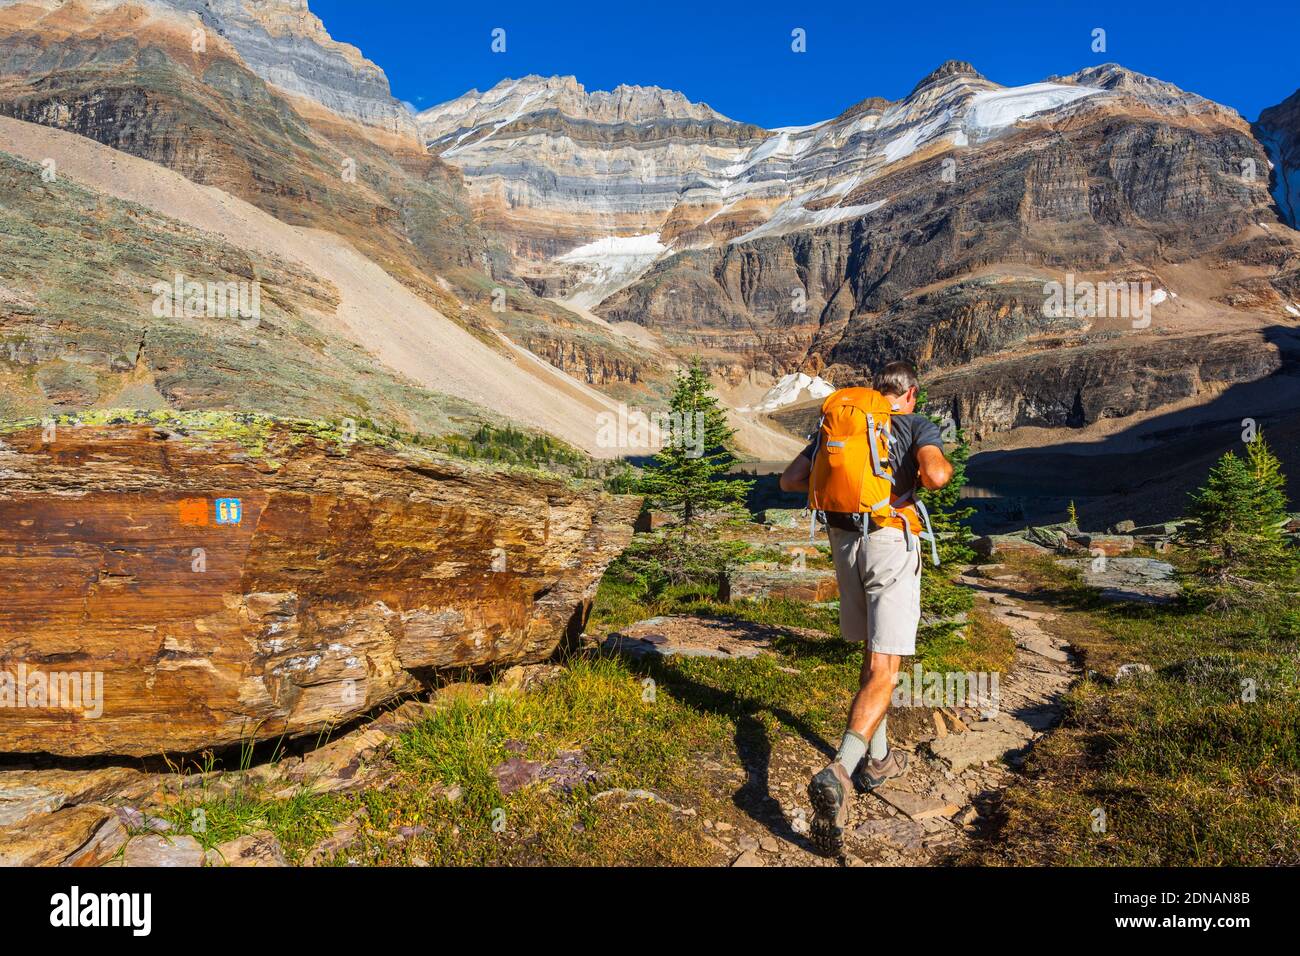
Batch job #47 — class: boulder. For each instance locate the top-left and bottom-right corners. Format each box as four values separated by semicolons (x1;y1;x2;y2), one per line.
0;419;639;757
721;568;838;602
1132;522;1181;536
1070;533;1135;556
1110;520;1137;534
1056;557;1180;604
1024;526;1077;551
972;535;1051;559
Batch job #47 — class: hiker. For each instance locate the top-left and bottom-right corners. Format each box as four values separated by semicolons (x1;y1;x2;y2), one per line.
778;360;953;856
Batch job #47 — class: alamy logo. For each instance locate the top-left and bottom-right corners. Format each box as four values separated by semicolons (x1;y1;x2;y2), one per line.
892;666;1001;716
50;887;151;936
151;274;261;328
0;664;103;718
596;404;706;458
1042;274;1166;329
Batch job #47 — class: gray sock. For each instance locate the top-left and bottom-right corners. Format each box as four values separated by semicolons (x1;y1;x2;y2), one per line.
834;729;868;774
869;717;889;762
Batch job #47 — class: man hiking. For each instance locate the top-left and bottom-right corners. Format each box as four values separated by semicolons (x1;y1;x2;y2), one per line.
778;360;953;856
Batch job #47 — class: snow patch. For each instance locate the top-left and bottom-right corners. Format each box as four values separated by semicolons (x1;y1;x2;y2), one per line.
730;197;886;245
963;83;1102;141
555;233;668;309
740;373;835;413
1258;129;1298;229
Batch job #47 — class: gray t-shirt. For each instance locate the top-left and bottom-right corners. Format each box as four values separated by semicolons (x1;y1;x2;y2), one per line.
801;413;944;530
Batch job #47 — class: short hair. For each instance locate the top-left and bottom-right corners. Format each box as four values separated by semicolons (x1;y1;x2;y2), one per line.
875;360;919;397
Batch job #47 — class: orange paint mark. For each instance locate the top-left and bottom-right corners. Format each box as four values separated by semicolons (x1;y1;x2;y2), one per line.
178;498;209;527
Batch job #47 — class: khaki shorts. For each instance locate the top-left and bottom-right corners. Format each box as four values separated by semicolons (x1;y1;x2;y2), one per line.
827;525;922;656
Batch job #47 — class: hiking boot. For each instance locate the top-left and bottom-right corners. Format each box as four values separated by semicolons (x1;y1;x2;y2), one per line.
853;749;910;792
807;762;854;857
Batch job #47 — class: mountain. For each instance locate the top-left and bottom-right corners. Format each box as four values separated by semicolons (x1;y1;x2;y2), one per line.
0;0;676;454
2;0;1298;474
423;61;1300;449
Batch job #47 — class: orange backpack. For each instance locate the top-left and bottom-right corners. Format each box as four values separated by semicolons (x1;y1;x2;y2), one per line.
807;387;939;564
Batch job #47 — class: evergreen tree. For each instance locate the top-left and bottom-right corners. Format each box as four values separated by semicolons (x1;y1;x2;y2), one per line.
640;358;752;525
1179;434;1294;603
917;387;975;563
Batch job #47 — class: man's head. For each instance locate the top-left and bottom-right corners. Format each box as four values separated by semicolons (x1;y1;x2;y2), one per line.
875;360;919;413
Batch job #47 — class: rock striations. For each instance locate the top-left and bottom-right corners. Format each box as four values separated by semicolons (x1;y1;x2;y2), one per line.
0;417;638;757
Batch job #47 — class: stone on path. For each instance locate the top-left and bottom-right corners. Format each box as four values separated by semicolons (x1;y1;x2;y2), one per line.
874;786;960;821
1004;607;1057;622
1014;635;1071;663
731;848;765;867
122;834;205;867
854;817;925;852
204;831;288;867
930;728;1029;773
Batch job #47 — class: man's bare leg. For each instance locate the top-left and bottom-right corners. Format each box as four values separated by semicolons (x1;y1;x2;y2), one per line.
808;651;905;855
847;649;901;740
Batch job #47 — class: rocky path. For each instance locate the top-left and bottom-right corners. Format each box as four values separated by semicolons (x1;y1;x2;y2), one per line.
703;564;1080;867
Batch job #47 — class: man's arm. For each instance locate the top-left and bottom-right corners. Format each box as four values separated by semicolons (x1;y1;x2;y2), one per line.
779;452;812;493
916;444;953;490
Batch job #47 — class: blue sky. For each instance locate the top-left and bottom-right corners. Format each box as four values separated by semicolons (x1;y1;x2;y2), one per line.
312;0;1299;126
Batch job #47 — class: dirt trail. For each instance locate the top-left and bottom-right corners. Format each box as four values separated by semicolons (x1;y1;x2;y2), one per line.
699;567;1080;867
0;116;628;456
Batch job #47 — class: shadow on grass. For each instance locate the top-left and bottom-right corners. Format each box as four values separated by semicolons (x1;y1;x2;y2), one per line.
597;623;859;851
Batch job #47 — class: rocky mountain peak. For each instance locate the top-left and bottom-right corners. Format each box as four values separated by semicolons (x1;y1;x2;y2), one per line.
1052;63;1226;117
909;59;986;95
143;0;419;138
419;73;733;144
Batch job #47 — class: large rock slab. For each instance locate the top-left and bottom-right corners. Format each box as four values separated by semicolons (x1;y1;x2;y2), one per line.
1056;556;1180;604
0;418;639;757
972;535;1051;559
1070;533;1136;556
0;767;151;827
0;804;120;866
929;728;1029;772
721;568;838;603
